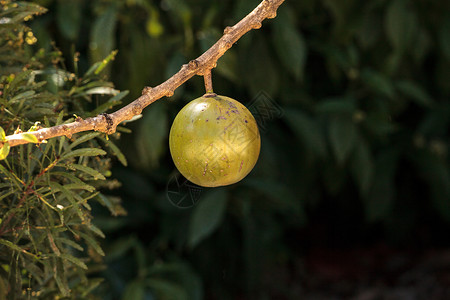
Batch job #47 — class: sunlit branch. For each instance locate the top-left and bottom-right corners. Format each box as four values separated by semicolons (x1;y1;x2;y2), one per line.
3;0;285;148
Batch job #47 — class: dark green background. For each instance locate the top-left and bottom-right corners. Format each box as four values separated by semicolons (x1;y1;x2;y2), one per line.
30;0;450;298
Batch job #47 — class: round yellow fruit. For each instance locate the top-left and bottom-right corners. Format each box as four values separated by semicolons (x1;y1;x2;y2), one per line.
169;94;260;187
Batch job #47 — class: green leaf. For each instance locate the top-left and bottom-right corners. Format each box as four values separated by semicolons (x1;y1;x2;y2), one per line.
88;90;129;116
122;281;145;300
8;255;20;297
105;236;137;261
83;87;119;96
0;127;5;141
361;69;395;98
146;278;188;300
272;5;307;80
188;189;227;248
385;0;417;53
86;50;118;76
0;163;20;188
329;116;357;164
396;80;434;107
56;0;82;40
90;5;118;74
58;135;66;156
163;0;191;24
60;253;87;270
322;0;347;33
95;193;127;216
49;182;85;220
70;164;106;180
23;262;44;285
116;126;132;134
81;278;104;297
0;189;14;201
61;148;106;160
146;263;203;300
242;34;279;95
52;171;96;189
64;182;96;193
54;259;70;296
69;132;101;149
2;1;45;24
363;111;397;137
0;143;10;160
6;70;32;92
77;231;105;256
20;133;39;143
87;223;105;238
136;102;167;168
9;90;36;107
58;237;84;252
0;239;24;253
100;137;127;166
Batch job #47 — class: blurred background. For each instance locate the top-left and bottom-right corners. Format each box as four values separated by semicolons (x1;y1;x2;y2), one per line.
30;0;450;298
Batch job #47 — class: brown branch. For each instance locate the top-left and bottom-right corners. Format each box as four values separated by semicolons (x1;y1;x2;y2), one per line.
3;0;285;148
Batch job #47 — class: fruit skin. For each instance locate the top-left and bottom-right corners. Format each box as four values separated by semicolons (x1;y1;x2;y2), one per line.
169;94;260;187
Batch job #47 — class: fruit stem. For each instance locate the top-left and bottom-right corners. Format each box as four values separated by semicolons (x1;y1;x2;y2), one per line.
203;69;214;94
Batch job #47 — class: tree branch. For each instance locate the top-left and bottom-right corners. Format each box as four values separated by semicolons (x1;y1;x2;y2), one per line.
3;0;285;148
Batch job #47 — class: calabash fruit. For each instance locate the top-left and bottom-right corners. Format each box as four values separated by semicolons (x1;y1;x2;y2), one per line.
169;94;260;187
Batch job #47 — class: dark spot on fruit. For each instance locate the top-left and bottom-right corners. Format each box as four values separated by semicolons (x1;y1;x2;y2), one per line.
206;119;209;122
244;120;248;123
228;102;238;109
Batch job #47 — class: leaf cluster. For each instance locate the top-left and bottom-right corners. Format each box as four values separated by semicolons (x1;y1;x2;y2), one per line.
18;0;450;299
0;1;128;298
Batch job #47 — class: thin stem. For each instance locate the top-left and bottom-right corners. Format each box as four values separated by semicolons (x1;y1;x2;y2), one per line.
0;158;59;236
204;69;214;94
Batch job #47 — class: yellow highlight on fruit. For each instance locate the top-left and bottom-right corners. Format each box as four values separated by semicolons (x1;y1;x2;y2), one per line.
169;94;260;187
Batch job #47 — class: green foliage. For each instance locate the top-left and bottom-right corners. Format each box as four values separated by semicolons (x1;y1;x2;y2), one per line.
0;1;125;298
187;189;227;249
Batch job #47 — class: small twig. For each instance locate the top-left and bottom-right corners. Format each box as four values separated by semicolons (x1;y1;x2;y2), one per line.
0;158;59;236
2;0;285;148
203;69;214;94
